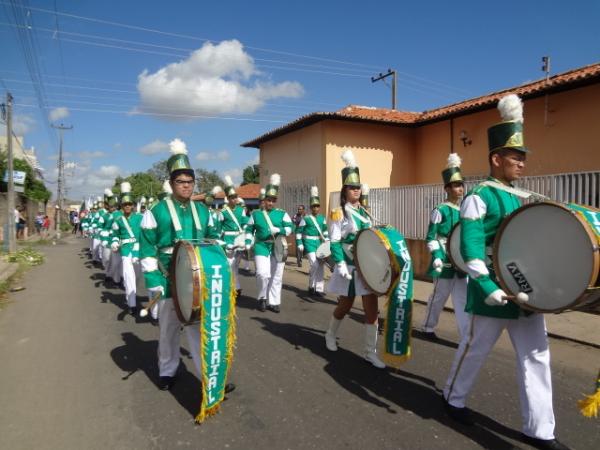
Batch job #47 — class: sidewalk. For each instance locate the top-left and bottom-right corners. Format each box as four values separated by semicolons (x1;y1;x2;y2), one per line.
285;261;600;348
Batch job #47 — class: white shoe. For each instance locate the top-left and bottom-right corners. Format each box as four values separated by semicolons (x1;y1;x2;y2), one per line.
365;351;386;369
364;323;386;369
325;316;342;352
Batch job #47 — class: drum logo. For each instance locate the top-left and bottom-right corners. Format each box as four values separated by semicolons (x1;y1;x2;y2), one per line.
506;262;533;294
207;264;225;403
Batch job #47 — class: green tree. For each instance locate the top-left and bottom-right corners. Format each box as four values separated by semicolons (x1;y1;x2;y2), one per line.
242;164;259;185
0;153;52;203
147;159;169;181
112;172;162;200
195;168;224;193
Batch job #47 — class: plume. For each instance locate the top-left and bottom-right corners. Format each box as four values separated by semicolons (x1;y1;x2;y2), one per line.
162;180;172;194
212;185;223;195
140;196;147;204
498;94;523;122
260;188;266;196
104;188;113;197
120;182;131;194
96;195;103;202
341;149;357;168
270;173;281;186
447;152;462;169
310;186;319;197
169;138;187;155
224;175;234;187
361;183;370;195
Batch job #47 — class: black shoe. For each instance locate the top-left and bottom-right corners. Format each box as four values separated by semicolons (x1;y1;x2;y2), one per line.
308;287;315;295
444;400;475;426
258;299;266;312
520;435;570;450
268;305;280;313
315;291;325;297
128;306;137;316
159;376;175;391
421;331;439;341
225;383;236;394
236;289;242;296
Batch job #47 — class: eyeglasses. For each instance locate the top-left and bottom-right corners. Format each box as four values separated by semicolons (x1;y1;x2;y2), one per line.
347;186;361;190
173;179;195;186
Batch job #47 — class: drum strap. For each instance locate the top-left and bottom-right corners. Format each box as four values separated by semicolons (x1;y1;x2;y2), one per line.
166;198;182;232
262;210;277;236
190;202;201;231
121;216;135;239
348;206;371;227
480;180;547;201
225;206;243;232
308;215;325;241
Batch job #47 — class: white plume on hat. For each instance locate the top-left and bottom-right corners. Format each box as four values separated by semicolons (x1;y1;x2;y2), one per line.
341;149;357;168
96;195;103;202
239;198;245;205
224;175;234;187
361;183;370;195
212;185;223;195
149;197;155;203
104;188;113;197
140;196;147;204
498;94;524;123
447;152;462;169
120;182;131;194
310;186;319;197
260;188;266;196
169;138;187;155
162;180;172;194
270;173;281;186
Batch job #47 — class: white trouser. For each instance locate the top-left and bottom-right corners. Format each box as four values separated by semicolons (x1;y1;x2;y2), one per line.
421;275;468;338
122;256;142;308
102;247;111;273
255;254;285;305
92;238;102;261
227;251;242;290
157;300;202;377
109;251;122;283
443;313;555;440
307;252;325;292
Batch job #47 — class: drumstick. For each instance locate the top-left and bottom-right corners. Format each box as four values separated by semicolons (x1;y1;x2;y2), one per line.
139;291;162;318
502;292;529;303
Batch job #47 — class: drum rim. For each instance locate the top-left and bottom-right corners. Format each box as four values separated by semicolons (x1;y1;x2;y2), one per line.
353;227;399;296
492;200;600;313
446;222;468;276
274;235;288;263
170;240;202;324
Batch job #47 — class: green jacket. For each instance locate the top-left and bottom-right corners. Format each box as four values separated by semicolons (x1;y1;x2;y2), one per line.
220;205;248;246
140;197;220;298
111;212;143;258
295;213;329;253
461;177;522;319
245;208;293;257
330;204;372;265
426;202;465;279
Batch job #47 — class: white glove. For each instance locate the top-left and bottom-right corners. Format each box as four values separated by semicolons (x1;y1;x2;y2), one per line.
226;244;234;250
147;286;164;299
297;244;304;252
271;226;281;235
337;262;353;281
433;258;443;273
111;242;120;252
132;257;139;264
245;244;252;251
485;289;508;307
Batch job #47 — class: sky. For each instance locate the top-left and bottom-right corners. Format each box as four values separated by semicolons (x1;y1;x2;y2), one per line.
1;0;599;200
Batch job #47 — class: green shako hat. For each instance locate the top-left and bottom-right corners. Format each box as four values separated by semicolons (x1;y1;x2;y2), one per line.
224;175;237;197
157;180;172;201
442;153;464;186
205;185;222;207
341;149;361;187
309;185;320;206
167;138;194;176
265;173;281;198
487;94;529;153
104;188;119;207
359;183;369;207
259;188;266;201
120;182;134;204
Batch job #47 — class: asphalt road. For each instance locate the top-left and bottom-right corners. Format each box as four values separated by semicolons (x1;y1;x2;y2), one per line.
0;237;598;450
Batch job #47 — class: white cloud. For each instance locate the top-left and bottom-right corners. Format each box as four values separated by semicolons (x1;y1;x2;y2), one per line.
216;150;230;161
10;114;36;136
135;39;303;120
58;163;126;198
139;139;169;155
78;150;106;159
196;150;230;161
221;167;243;185
49;107;70;122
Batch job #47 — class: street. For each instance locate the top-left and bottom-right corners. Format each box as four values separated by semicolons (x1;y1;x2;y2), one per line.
0;237;598;450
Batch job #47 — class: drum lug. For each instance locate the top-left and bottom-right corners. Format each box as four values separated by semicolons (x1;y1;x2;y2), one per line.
593;245;600;253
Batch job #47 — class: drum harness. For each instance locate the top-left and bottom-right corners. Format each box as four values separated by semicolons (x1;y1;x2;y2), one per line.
305;215;326;242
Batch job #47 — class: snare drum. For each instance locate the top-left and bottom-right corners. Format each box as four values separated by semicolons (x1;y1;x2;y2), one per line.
447;223;469;274
274;235;288;263
354;225;406;295
316;241;334;270
494;201;600;313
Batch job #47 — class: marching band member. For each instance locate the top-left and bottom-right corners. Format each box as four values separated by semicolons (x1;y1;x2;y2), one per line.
204;186;223;236
91;197;105;264
324;149;385;369
245;174;293;313
421;152;468;340
442;95;569;450
139;139;222;391
98;190;115;276
295;186;328;296
221;176;248;296
111;182;145;316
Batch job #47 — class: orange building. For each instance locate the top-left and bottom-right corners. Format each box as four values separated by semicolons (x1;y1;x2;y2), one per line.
242;62;600;277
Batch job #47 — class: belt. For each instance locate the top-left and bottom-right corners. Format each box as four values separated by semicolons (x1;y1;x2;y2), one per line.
223;231;242;236
121;238;137;244
159;247;174;254
303;235;321;240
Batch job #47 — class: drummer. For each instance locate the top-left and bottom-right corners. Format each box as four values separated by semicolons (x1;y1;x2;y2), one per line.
140;138;225;391
295;186;329;296
219;176;248;296
421;152;468;340
324;149;385;369
244;174;293;313
442;95;568;450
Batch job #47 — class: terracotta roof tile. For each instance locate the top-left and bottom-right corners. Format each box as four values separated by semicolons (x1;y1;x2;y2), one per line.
191;183;261;202
242;62;600;147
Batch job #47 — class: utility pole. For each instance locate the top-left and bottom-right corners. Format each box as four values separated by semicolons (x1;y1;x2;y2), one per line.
371;69;397;110
542;56;551;126
4;93;17;252
51;123;73;239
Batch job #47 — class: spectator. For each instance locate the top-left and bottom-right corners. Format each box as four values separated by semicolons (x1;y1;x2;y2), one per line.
72;213;80;235
35;213;44;234
42;215;50;238
16;207;26;240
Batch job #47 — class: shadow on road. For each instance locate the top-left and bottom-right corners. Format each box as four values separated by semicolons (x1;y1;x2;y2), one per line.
252;317;524;450
110;332;201;419
411;329;459;350
281;283;338;306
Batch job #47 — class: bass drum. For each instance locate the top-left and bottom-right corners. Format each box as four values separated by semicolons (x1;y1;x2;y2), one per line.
447;223;469;275
494;201;600;313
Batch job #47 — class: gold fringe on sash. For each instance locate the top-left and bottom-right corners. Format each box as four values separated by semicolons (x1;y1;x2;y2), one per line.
578;369;600;418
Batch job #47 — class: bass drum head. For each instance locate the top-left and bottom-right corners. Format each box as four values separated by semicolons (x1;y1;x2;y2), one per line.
316;241;331;259
172;241;200;324
448;223;469;274
495;203;597;312
354;229;392;295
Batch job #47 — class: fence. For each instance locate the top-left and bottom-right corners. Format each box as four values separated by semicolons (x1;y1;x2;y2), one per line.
330;171;600;240
278;178;317;216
